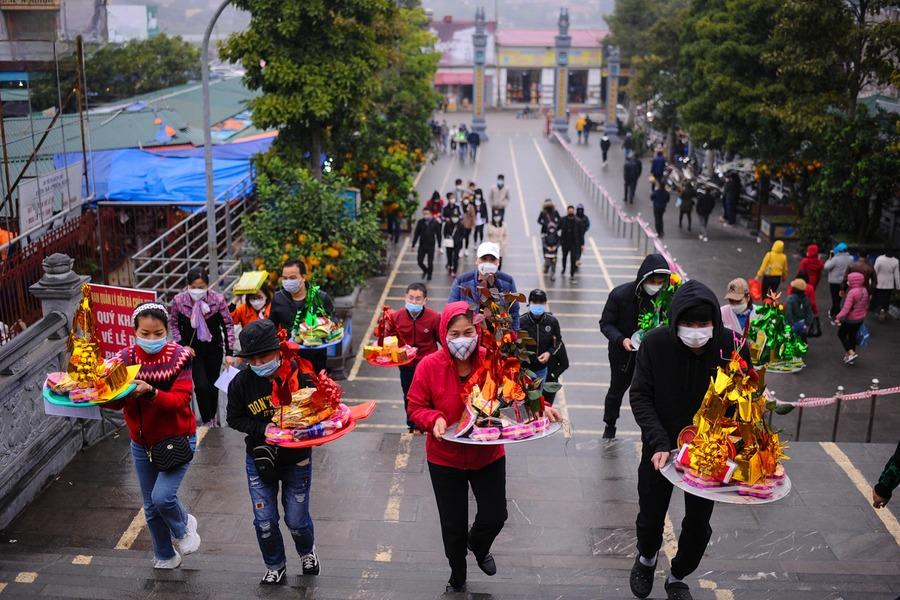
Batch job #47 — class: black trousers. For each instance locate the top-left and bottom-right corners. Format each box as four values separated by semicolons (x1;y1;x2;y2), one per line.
561;245;581;277
496;207;506;226
829;283;842;318
399;364;416;428
192;345;223;422
679;210;692;229
872;288;892;313
602;148;609;162
428;457;508;580
462;228;472;249
604;354;635;427
653;207;665;236
417;246;435;280
624;181;636;204
446;246;460;272
838;320;862;352
473;224;485;244
636;449;714;579
762;275;781;297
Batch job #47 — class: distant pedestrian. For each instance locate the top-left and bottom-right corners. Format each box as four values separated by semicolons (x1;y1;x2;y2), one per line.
412;210;442;281
583;115;593;144
824;242;853;320
440;120;450;153
575;114;586;144
788;271;820;332
560;205;586;283
456;125;469;162
623;132;634;158
537;199;561;234
835;271;869;364
448;242;520;330
486;208;508;260
785;279;813;341
695;186;714;243
542;221;561;282
425;190;443;216
843;256;876;293
623;155;642;204
798;244;824;290
720;277;757;335
442;215;464;277
467;129;480;161
576;203;590;233
873;251;899;320
169;267;235;428
489;174;510;225
110;302;200;570
723;173;740;226
650;151;666;191
650;184;670;237
600;134;611;166
442;191;461;221
460;195;476;258
755;240;788;296
677;184;695;231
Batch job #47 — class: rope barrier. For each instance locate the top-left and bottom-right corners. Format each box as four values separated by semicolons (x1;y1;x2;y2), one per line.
552;132;689;280
768;384;900;408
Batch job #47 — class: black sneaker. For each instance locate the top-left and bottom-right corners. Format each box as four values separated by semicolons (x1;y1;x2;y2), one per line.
260;566;286;585
445;580;466;594
602;425;616;439
467;541;497;576
301;548;320;576
629;555;655;599
664;579;693;600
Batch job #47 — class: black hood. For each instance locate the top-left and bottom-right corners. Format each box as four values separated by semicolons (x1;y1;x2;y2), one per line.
634;253;671;288
668;279;724;338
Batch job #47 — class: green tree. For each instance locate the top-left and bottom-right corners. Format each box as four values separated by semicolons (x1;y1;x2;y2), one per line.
605;0;666;62
220;0;400;177
30;35;200;112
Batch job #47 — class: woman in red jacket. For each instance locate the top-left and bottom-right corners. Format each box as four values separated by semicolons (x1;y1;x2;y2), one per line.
407;301;560;593
107;302;200;570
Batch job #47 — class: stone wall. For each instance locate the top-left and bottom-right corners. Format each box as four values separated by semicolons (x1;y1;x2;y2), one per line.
0;254;118;530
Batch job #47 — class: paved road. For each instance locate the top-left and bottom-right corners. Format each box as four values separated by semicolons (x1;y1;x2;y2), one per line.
0;114;898;599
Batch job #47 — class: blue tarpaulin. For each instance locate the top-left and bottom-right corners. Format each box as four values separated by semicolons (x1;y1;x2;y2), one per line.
55;148;253;205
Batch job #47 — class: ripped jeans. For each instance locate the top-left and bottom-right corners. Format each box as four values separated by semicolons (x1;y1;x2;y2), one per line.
244;453;315;569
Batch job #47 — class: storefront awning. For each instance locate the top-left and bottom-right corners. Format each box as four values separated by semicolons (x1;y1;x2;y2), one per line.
434;71;474;86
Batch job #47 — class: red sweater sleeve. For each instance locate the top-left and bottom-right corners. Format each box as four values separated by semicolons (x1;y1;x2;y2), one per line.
152;368;194;411
407;358;444;432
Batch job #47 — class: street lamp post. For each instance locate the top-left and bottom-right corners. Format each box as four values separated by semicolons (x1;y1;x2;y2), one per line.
203;0;233;280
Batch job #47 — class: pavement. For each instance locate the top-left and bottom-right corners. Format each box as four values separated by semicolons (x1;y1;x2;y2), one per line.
0;113;898;599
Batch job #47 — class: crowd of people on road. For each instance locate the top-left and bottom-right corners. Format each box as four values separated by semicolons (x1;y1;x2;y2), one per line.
95;124;899;600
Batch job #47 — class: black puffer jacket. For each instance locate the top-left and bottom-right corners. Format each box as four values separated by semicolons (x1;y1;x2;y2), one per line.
630;280;751;453
599;253;671;363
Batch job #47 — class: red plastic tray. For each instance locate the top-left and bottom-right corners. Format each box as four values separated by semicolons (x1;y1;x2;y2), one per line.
366;355;416;368
269;401;376;448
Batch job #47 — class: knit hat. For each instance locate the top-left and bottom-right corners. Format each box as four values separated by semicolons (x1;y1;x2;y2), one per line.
790;278;807;291
236;319;281;357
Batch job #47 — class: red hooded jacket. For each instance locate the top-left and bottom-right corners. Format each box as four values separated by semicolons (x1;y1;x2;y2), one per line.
406;301;505;470
384;306;441;365
798;244;824;289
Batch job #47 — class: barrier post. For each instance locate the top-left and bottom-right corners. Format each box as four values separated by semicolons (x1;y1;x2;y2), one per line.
767;389;775;428
865;378;879;443
795;394;805;440
831;386;844;442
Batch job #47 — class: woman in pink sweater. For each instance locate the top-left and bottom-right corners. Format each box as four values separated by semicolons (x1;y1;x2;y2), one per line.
835;271;869;364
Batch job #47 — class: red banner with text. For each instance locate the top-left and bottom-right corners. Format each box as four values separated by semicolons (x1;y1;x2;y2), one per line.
89;284;157;358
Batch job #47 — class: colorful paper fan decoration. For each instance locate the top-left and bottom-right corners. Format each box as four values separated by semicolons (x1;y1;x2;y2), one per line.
46;283;137;404
675;345;791;498
290;282;344;347
638;272;682;332
451;277;561;442
747;290;807;372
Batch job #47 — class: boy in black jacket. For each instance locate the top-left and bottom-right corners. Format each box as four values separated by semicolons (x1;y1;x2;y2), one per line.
226;320;319;586
628;280;751;600
519;289;563;382
598;253;670;439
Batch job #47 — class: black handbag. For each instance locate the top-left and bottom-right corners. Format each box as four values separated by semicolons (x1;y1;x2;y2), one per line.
251;444;281;484
136;393;194;472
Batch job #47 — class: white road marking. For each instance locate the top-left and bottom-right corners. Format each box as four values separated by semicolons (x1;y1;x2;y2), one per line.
531;138;567;213
14;573;36;584
71;555;92;565
588;237;615;290
509;138;531;238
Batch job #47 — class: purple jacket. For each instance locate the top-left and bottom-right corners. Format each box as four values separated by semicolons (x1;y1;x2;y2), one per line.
836;272;869;322
169;289;236;355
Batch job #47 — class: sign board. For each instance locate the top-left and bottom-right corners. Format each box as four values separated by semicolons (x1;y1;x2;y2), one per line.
473;65;484;115
17;161;82;233
89;284;157;358
499;47;601;69
606;75;619;126
555;67;568;118
0;0;60;9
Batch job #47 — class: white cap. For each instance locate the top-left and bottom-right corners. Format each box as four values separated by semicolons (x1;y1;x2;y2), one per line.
477;241;501;259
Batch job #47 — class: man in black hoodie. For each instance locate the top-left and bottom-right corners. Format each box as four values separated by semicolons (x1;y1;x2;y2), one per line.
412;210;442;281
598;253;671;439
628;280;750;600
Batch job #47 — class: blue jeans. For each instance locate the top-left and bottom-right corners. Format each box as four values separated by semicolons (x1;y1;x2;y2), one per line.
245;453;315;569
130;435;196;561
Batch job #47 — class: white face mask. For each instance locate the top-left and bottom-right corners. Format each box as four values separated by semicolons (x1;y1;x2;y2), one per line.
643;283;663;296
250;298;267;311
448;336;478;360
478;262;499;276
677;325;714;348
730;302;748;314
188;288;206;301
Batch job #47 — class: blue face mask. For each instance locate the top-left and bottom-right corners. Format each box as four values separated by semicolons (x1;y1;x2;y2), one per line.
136;336;167;355
250;357;281;378
530;305;546;317
406;302;424;315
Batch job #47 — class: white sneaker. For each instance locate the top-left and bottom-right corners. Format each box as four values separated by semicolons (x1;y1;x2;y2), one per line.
703;236;709;242
153;550;183;569
464;249;470;257
174;515;201;556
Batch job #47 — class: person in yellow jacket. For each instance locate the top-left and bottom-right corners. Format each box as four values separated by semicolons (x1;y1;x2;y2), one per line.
757;240;788;296
575;114;586;144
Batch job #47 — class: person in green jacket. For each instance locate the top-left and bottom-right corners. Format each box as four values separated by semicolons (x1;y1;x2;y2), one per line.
873;441;900;509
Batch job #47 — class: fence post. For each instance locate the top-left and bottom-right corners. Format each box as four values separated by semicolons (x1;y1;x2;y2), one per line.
865;378;879;443
795;394;805;440
831;386;844;442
